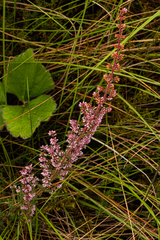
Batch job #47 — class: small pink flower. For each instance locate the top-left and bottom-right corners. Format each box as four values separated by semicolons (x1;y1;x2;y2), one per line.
48;130;56;136
107;97;113;101
39;157;45;162
25;164;33;171
97;86;104;92
122;8;127;13
16;186;21;193
19;169;27;176
21;205;28;210
57;184;62;189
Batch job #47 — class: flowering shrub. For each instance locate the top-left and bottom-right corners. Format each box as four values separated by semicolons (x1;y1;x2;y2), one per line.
12;8;127;220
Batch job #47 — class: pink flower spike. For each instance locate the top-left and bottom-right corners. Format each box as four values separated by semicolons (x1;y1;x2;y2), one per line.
13;7;127;219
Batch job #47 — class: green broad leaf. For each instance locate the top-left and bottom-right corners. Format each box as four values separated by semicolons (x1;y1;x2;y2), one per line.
0;82;6;130
3;95;56;139
4;49;54;103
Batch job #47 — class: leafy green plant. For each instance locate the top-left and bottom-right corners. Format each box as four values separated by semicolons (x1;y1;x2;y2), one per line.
1;49;56;138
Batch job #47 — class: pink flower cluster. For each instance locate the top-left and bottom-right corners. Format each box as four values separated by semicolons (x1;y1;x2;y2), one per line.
38;102;112;193
13;8;127;220
39;131;65;192
11;164;39;220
